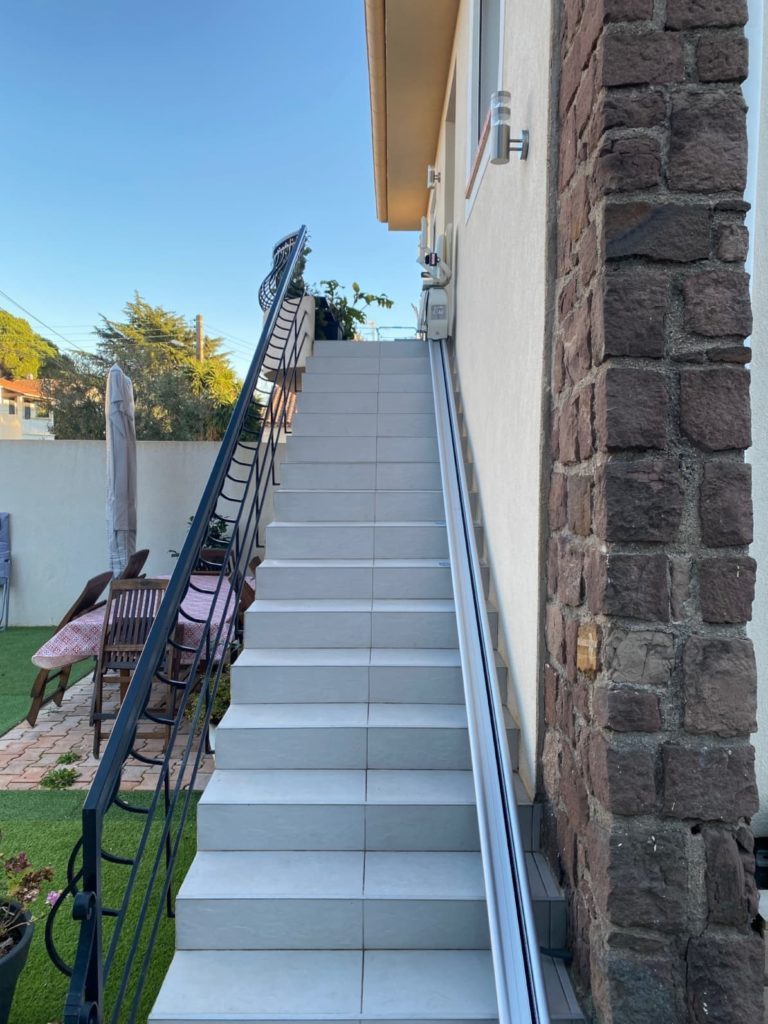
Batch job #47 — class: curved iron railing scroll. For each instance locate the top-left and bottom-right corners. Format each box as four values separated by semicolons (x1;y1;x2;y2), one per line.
48;226;309;1024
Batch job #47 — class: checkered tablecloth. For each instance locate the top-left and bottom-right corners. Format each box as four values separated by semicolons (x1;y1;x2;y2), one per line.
32;575;236;671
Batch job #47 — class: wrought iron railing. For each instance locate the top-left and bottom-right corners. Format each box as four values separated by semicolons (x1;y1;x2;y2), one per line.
48;226;309;1024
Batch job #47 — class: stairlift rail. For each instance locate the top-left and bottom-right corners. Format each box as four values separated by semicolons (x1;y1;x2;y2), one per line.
429;340;551;1024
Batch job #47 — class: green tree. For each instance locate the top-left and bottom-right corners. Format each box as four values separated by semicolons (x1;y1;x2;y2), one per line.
44;294;242;441
0;309;58;379
313;280;394;339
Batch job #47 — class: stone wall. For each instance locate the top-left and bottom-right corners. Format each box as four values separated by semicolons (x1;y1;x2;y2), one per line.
544;1;764;1020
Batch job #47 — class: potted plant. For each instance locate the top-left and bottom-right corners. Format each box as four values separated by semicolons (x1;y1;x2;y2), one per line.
311;280;394;340
0;841;57;1024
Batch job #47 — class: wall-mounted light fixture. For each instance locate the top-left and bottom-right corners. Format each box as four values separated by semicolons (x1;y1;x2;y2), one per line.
427;165;442;189
490;90;529;163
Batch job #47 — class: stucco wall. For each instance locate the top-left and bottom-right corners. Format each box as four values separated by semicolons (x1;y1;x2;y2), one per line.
428;0;555;792
0;440;219;626
746;0;767;837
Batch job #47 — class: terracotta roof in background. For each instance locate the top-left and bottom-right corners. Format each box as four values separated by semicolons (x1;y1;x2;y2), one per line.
0;378;44;399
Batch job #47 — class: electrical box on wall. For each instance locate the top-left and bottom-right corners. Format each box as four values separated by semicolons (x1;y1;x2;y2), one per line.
424;290;449;341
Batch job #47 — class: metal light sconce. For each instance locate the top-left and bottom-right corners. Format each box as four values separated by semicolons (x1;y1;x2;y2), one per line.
490;90;529;163
427;165;441;189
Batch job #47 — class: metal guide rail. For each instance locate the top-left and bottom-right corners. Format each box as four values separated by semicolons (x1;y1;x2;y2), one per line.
428;339;551;1024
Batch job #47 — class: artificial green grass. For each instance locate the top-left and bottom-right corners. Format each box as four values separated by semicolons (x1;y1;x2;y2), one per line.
0;628;95;736
0;788;200;1023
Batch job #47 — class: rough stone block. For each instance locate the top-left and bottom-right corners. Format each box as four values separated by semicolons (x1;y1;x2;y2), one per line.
699;556;756;623
670;555;691;620
696;33;748;81
591;822;689;929
662;743;758;820
595;457;684;543
589;732;657;814
700;461;753;545
595;685;662;732
596;269;668;359
549;472;568;530
667;0;748;29
567;474;592;536
602;31;684;87
683;270;752;338
588;551;670;621
669;91;747;192
603;0;654;19
686;931;764;1024
604;201;710;262
557;536;584;607
683;635;757;736
596;135;662;193
595;366;668;449
546;603;565;664
601;88;667;131
704;828;750;925
593;950;683;1024
714;221;749;262
680;367;751;451
603;628;675;685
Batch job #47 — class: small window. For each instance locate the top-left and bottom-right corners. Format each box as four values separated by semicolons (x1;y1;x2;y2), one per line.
7;400;16;416
24;402;31;420
477;0;501;142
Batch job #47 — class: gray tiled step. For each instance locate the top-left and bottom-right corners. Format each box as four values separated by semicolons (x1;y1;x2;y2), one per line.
244;599;460;649
283;435;440;463
312;340;427;357
255;559;453;600
214;703;473;770
301;372;432;394
197;769;481;852
305;355;430;375
292;391;440;417
175;851;489;950
279;462;442;490
264;522;448;560
230;648;465;704
149;949;498;1024
274;489;445;522
292;413;436;438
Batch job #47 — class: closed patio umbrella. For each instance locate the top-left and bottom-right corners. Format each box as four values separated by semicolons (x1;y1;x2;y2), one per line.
105;364;137;575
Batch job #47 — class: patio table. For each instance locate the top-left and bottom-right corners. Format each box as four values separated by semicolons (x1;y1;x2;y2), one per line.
31;574;236;671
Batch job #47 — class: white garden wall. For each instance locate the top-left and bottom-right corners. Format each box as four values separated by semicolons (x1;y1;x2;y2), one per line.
0;440;219;626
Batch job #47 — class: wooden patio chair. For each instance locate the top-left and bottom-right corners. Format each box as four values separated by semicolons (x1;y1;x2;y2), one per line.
118;548;150;580
90;578;170;758
26;570;114;727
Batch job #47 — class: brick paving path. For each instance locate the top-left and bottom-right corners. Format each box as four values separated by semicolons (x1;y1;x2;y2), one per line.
0;674;213;792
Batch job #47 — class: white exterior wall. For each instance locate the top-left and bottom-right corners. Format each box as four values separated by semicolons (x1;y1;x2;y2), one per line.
428;0;555;792
0;440;219;626
746;0;768;836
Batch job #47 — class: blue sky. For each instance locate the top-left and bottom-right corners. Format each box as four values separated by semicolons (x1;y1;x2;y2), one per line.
0;0;418;374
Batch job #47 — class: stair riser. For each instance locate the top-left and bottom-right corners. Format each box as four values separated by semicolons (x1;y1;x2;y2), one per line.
292;414;436;439
230;663;464;705
244;611;459;649
198;804;481;852
255;565;453;601
312;341;427;358
279;461;442;490
176;899;490;951
294;391;433;417
232;664;370;704
265;524;448;560
215;727;471;770
284;436;439;463
301;373;432;394
305;357;430;375
273;490;445;522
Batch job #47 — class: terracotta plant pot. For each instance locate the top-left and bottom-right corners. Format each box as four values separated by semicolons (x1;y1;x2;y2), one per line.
0;902;34;1024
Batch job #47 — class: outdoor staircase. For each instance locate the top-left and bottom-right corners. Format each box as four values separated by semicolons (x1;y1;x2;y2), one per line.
150;340;583;1024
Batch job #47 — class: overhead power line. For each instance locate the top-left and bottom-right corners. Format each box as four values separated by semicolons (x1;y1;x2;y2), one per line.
0;288;79;349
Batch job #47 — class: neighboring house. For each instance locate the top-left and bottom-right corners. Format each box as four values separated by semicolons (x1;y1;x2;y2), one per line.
365;1;763;1022
0;378;54;440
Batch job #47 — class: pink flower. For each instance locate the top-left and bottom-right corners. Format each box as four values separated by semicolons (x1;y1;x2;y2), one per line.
45;891;60;908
